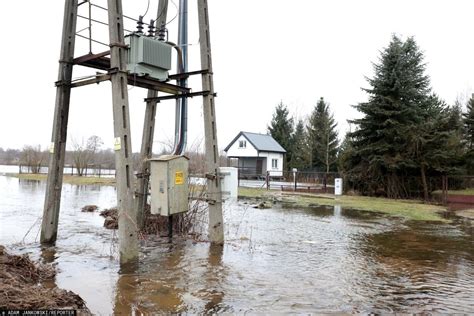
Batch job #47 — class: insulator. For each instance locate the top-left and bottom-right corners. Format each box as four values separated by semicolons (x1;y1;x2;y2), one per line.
147;19;156;37
158;22;167;41
136;15;144;34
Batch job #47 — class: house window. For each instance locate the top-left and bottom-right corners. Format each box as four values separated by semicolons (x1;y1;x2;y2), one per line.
272;159;278;169
239;140;246;148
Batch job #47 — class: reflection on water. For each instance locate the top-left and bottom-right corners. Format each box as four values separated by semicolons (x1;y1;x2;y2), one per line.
0;173;473;314
39;246;58;290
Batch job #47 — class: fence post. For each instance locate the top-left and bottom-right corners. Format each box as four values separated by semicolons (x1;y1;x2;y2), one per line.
293;169;297;191
266;171;270;190
323;173;327;193
443;175;448;205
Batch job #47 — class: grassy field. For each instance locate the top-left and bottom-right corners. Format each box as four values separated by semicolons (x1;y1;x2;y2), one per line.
6;173;115;186
239;187;447;222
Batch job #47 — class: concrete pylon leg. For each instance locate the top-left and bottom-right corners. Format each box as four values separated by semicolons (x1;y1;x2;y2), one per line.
107;0;139;265
198;0;224;244
41;0;78;244
136;0;169;230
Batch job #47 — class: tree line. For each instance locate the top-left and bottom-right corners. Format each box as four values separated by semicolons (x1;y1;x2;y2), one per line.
268;35;474;199
0;136;116;176
268;98;339;173
1;135;226;176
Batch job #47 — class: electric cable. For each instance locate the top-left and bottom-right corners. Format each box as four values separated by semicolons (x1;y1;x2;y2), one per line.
141;0;151;18
155;3;166;23
165;0;179;26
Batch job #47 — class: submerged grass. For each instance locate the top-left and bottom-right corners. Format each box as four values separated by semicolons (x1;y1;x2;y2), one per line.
239;187;447;222
5;173;115;186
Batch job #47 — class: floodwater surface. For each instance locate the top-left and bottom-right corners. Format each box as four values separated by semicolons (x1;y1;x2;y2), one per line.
0;171;473;314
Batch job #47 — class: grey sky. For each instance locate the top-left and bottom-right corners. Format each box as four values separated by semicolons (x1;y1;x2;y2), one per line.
0;0;472;151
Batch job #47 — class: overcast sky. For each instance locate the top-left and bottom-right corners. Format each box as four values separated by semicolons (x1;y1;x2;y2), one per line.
0;0;473;152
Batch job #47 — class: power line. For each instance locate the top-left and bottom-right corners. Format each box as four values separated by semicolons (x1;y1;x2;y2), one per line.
165;0;179;26
141;0;151;18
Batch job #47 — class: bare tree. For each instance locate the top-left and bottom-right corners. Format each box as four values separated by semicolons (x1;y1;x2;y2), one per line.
71;135;103;176
20;145;45;174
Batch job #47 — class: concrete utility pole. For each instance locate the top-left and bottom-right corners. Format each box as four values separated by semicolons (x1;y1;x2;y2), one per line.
198;0;224;243
107;0;138;264
136;0;169;230
40;0;78;244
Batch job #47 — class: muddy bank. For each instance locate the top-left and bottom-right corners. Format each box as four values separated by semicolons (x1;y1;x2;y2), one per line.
0;245;90;313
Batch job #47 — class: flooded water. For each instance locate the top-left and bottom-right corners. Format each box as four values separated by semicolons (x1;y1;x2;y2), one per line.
0;170;473;314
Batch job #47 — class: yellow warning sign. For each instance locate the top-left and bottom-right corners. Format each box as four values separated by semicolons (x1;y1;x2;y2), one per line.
114;137;121;151
175;171;184;185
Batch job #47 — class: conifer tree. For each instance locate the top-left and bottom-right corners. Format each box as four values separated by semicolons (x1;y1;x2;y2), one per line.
307;97;338;173
289;119;310;170
463;96;474;150
349;35;432;198
409;95;463;199
268;102;294;170
463;95;474;173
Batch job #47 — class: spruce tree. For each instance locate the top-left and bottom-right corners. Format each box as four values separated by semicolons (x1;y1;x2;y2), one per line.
268;102;294;170
409;95;462;200
307;97;339;173
463;96;474;150
289;119;310;170
463;95;474;173
338;132;354;174
349;35;432;198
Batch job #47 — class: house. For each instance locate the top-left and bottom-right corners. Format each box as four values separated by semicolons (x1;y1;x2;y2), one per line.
224;131;286;178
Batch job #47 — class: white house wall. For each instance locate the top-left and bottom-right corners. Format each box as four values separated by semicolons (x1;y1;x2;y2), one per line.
226;135;258;157
259;152;284;176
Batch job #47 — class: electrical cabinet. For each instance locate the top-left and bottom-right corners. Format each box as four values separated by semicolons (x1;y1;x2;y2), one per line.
219;167;238;199
125;33;172;81
150;155;189;216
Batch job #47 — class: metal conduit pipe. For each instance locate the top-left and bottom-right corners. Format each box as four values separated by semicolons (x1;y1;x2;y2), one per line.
165;41;186;155
166;42;184;74
173;0;188;156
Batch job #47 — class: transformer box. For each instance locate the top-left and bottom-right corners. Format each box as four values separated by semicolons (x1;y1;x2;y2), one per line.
125;33;172;81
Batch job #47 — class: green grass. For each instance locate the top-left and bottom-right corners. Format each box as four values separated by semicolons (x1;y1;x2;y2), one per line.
239;187;447;222
5;173;115;186
238;187;277;198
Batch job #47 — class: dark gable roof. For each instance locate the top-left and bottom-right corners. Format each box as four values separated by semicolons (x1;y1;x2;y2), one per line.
224;131;286;153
